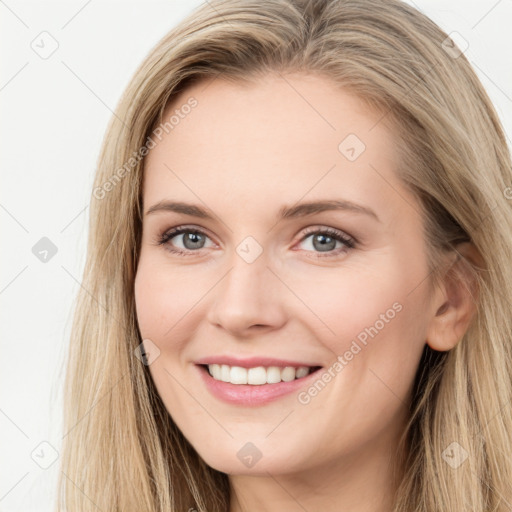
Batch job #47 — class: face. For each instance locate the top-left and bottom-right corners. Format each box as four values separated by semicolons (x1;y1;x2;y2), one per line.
134;72;437;476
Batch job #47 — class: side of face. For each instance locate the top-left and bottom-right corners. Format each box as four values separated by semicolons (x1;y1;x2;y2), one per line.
133;72;448;476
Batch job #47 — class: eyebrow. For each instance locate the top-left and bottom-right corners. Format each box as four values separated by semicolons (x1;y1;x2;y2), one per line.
145;199;380;222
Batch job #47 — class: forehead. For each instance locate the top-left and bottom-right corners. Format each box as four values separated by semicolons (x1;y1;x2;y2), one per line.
142;73;407;221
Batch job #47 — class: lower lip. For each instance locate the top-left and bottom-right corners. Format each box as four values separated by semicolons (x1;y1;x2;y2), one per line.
195;364;323;406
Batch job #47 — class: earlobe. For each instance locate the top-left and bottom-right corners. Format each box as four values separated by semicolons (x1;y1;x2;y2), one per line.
426;243;480;352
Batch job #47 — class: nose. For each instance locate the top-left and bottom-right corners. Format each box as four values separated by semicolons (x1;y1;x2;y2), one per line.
206;249;287;337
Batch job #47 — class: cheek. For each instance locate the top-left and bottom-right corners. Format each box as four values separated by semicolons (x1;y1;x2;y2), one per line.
286;255;429;399
289;273;427;452
288;254;425;346
134;257;208;343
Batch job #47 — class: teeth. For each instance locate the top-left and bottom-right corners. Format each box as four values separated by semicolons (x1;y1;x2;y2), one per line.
207;364;314;385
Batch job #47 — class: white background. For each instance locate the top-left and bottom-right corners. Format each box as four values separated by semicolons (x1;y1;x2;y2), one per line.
1;1;511;510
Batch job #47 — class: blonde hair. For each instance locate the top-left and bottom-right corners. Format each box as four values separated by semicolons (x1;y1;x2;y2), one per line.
57;0;512;510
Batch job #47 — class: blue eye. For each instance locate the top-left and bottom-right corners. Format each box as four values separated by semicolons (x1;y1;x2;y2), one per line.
156;225;355;258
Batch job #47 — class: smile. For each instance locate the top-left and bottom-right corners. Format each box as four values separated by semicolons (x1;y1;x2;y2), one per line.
196;364;324;406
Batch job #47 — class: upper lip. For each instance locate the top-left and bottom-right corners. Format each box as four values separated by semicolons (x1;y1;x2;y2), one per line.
194;355;322;369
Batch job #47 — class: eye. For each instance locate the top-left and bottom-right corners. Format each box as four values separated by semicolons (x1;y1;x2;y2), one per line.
154;225;356;258
155;226;215;256
296;226;355;258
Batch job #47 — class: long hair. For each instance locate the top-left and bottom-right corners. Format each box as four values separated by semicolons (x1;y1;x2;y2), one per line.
57;1;512;510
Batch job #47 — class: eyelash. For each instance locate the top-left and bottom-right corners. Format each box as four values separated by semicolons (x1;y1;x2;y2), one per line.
154;225;356;259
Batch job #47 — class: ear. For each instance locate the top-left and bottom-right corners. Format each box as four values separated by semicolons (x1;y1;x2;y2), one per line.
426;242;481;352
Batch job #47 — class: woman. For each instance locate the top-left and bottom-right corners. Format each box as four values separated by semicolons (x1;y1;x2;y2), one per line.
58;0;512;510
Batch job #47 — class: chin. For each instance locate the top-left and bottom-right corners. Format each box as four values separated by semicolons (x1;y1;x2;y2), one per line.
194;441;305;476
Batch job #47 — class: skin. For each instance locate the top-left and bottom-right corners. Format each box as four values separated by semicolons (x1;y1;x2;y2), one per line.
134;72;475;512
